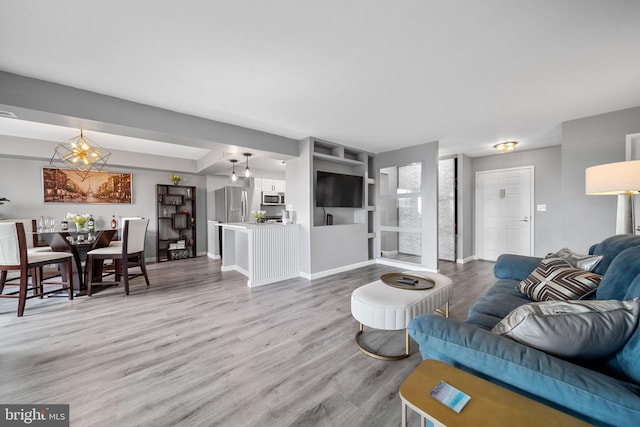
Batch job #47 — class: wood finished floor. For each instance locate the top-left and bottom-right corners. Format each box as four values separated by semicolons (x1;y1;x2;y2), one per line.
0;257;495;426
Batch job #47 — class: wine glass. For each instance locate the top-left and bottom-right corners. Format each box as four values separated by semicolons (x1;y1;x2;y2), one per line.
47;218;56;231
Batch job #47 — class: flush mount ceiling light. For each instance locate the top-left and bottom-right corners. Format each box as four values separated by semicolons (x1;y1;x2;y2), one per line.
230;159;238;182
50;129;111;181
494;141;518;154
243;153;252;178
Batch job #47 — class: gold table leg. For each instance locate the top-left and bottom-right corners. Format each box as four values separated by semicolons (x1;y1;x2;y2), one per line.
354;302;450;361
435;301;450;318
354;323;410;361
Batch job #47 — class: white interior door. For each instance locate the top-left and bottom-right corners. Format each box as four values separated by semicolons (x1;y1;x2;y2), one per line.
476;167;533;261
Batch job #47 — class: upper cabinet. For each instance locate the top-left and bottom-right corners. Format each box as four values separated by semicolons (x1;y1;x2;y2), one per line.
261;178;285;193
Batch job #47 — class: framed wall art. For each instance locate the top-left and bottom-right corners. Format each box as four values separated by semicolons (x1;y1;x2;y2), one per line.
42;167;132;204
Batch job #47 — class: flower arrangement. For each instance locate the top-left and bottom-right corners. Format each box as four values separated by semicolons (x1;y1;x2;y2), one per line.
169;173;183;185
252;210;266;223
66;213;90;231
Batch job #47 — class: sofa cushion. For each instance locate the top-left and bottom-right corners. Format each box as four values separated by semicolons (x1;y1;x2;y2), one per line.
603;276;640;384
465;279;532;330
518;257;602;301
591;234;640;275
494;254;542;281
624;274;640;300
606;313;640;384
550;247;602;272
597;245;640;300
492;299;640;359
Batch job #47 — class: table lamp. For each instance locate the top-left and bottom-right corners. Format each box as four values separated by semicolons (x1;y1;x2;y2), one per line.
585;160;640;234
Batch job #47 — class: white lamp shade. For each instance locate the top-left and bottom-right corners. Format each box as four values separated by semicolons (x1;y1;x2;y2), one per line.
585;160;640;195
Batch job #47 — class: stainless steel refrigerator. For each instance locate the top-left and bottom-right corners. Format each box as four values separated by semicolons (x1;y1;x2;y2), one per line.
214;186;251;223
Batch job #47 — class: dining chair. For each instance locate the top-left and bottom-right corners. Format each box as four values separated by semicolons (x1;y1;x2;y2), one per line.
0;218;54;289
0;222;74;317
108;216;143;248
0;219;50;251
85;218;150;296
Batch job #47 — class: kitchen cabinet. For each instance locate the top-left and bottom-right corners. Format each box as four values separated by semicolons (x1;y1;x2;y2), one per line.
261;179;285;193
216;222;299;287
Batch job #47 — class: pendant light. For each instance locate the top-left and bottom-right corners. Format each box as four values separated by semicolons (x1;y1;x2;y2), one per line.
230;159;238;182
50;129;111;181
244;153;252;177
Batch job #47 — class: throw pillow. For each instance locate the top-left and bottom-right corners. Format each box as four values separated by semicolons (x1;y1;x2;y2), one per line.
518;257;602;301
549;247;603;272
492;298;640;359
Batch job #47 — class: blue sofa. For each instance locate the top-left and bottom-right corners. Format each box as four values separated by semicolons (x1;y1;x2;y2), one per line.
408;235;640;426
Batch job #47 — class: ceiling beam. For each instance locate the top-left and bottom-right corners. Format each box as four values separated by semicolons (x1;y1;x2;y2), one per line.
0;71;299;158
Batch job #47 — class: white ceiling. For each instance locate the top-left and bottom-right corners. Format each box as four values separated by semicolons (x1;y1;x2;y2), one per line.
1;0;640;161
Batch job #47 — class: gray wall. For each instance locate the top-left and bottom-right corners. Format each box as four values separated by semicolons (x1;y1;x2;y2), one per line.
375;141;439;271
561;106;640;251
285;139;312;275
0;156;207;260
309;150;369;275
472;146;562;257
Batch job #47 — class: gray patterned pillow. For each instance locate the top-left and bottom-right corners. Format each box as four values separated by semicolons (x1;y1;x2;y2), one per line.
550;247;603;272
518;257;602;301
492;299;640;359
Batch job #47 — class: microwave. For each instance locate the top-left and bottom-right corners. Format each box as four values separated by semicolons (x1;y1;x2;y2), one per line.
262;192;285;205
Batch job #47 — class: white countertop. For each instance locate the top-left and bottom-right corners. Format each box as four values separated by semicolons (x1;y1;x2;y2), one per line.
216;222;296;229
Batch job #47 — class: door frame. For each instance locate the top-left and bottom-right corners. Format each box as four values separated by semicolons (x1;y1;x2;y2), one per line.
474;165;535;260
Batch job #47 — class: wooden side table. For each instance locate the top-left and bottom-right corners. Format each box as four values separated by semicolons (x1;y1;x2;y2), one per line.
399;360;591;427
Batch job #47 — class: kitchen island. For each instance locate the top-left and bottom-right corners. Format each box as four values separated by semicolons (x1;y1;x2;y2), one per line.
216;222;300;287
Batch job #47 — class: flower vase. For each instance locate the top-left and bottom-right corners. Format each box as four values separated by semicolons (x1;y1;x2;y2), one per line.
257;218;266;224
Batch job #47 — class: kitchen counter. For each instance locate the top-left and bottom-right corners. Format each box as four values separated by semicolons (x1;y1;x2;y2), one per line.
220;222;284;229
216;222;300;287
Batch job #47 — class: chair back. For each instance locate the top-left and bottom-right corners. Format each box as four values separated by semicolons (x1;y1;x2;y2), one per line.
119;216;143;239
123;218;149;254
0;222;26;266
0;219;37;248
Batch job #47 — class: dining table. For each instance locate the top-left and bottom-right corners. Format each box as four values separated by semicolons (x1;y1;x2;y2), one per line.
37;229;117;295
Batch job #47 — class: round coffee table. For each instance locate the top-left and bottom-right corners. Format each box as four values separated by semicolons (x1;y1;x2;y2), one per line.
350;271;453;361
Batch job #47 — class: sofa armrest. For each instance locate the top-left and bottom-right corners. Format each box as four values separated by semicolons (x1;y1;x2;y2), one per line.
494;254;541;281
408;314;640;426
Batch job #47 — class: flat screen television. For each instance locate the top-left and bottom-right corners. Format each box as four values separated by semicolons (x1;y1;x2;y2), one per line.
316;171;363;207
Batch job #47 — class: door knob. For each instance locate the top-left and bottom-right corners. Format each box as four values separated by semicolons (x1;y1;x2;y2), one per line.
519;217;529;222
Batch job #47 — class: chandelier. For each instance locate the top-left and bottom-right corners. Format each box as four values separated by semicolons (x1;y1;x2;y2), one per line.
50;130;111;181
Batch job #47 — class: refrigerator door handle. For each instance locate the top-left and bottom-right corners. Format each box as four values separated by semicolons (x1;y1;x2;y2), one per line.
241;190;248;222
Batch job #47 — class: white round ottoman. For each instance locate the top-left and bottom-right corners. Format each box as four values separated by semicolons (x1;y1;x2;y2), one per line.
351;271;453;360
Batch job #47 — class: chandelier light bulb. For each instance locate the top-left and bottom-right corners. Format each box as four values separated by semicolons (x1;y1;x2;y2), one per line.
243;153;252;178
230;159;238;182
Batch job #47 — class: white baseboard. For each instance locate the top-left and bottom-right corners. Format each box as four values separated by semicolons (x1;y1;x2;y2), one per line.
380;249;399;256
207;252;221;260
221;265;249;277
375;258;438;273
456;256;474;264
248;272;300;288
302;259;376;281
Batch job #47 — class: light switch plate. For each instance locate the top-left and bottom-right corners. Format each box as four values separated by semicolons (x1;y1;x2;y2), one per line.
537;204;547;212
